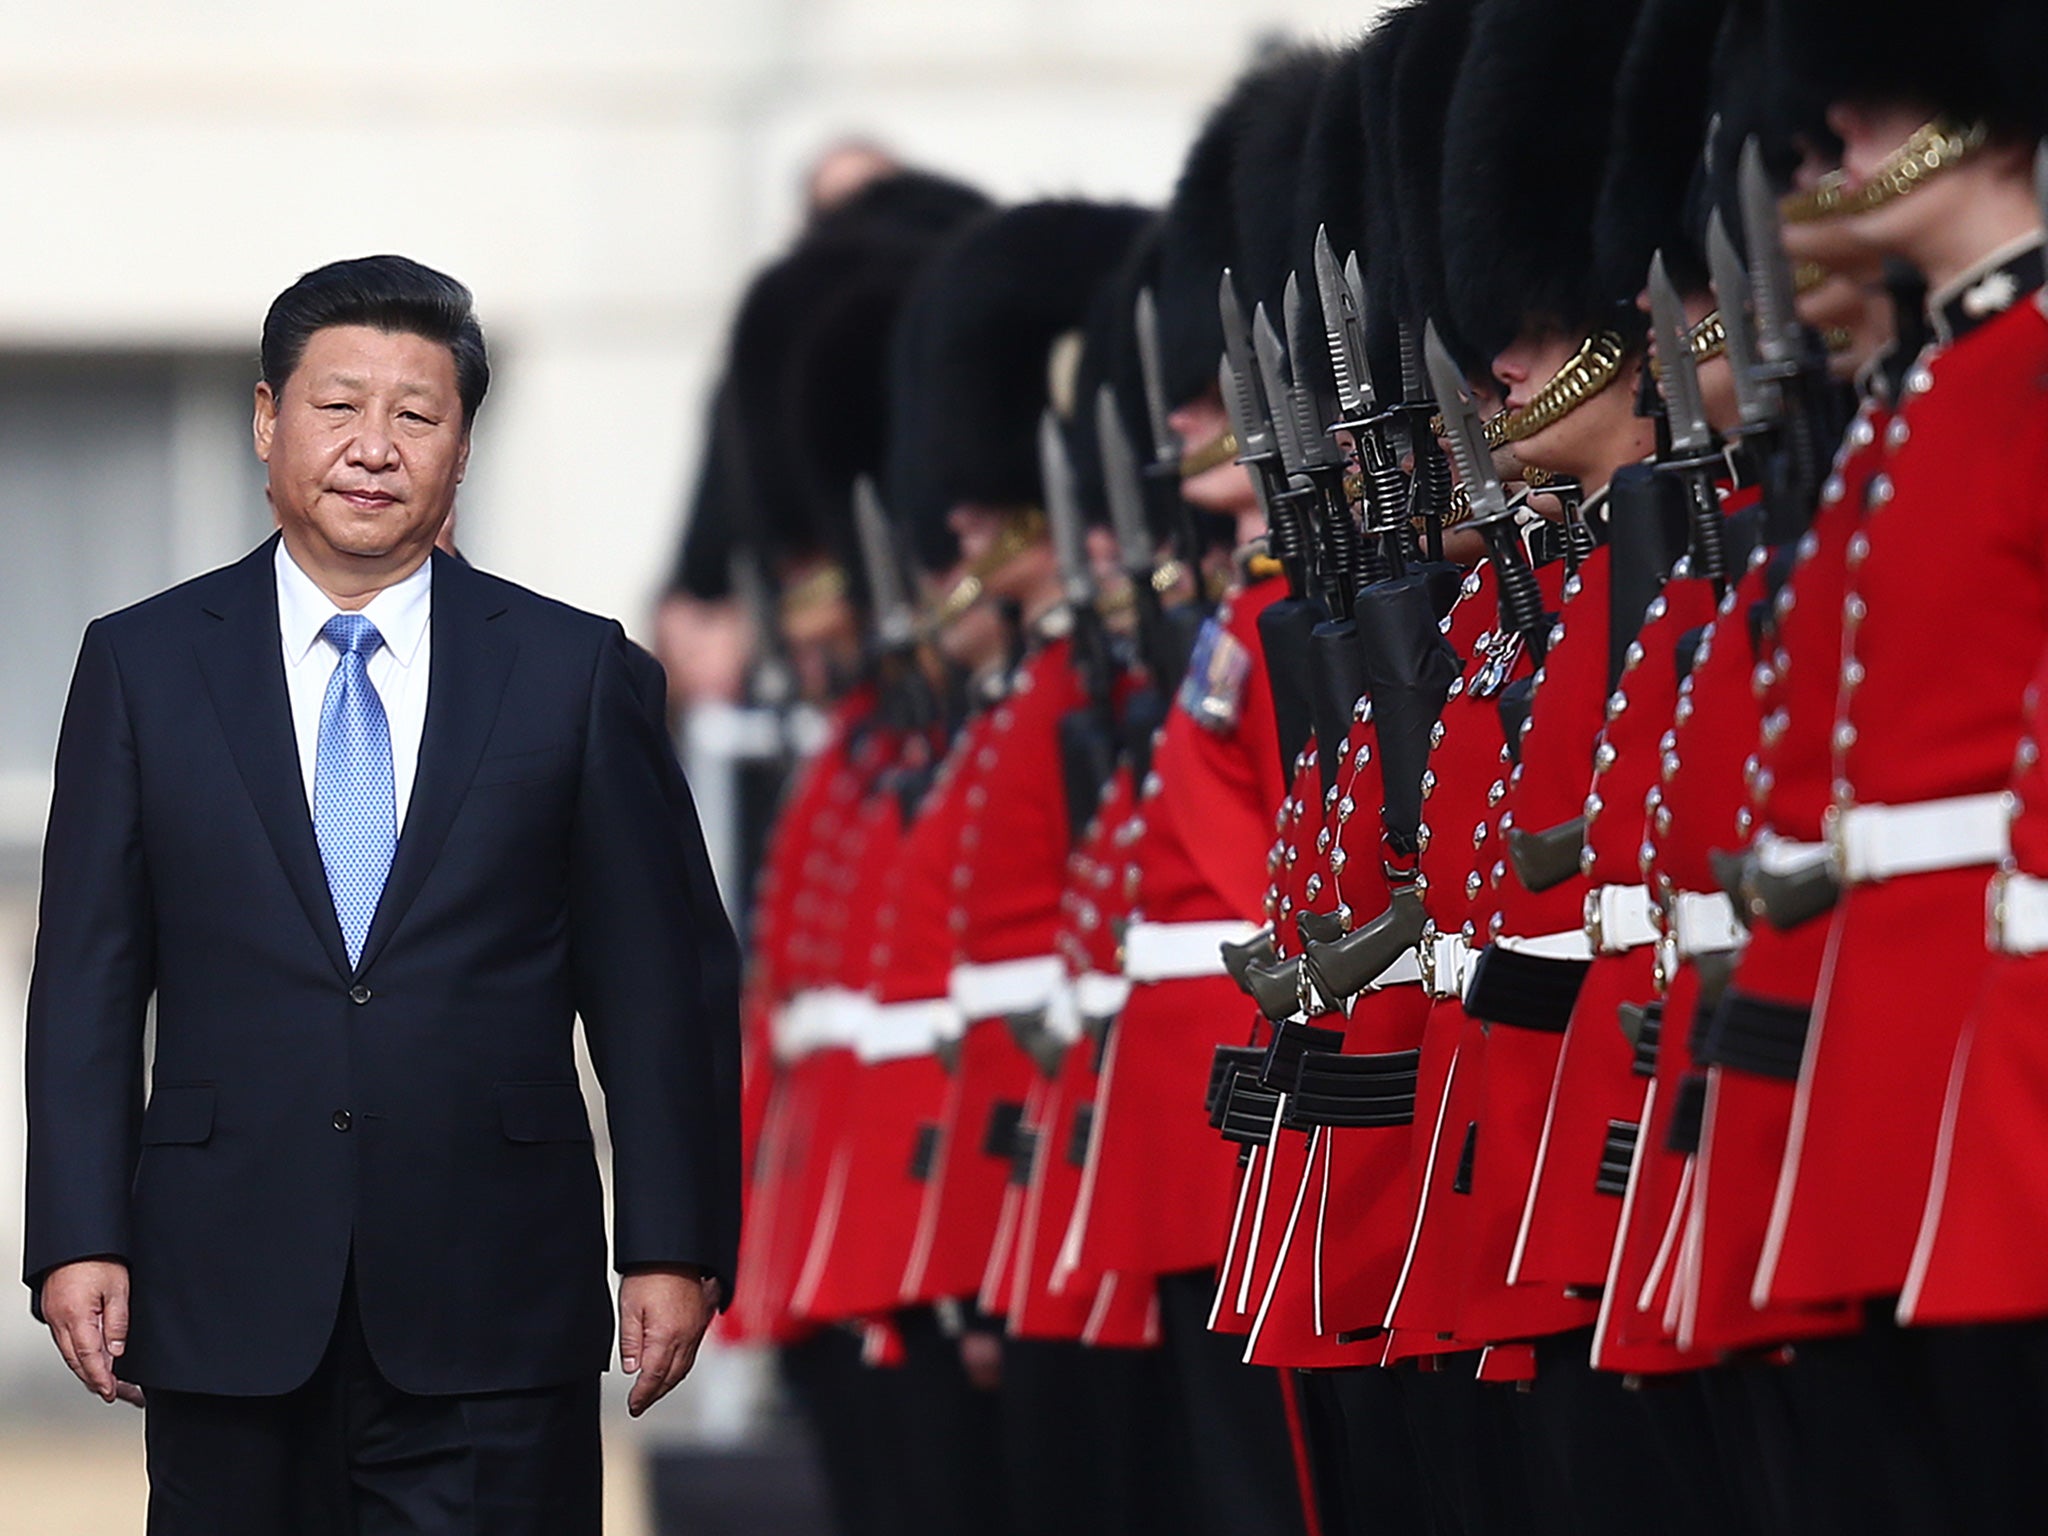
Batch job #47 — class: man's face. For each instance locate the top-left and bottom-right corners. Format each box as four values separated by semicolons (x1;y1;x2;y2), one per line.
1493;326;1655;487
1815;102;2035;267
946;504;1056;604
256;324;469;580
1170;388;1262;532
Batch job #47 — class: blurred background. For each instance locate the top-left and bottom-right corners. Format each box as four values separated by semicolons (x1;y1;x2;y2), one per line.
0;1;1389;1529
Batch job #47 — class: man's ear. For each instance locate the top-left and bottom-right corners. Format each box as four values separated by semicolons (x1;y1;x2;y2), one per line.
455;427;472;485
253;381;278;464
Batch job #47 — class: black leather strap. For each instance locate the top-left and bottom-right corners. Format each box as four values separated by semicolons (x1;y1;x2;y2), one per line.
1596;1119;1640;1197
1695;989;1809;1082
1284;1048;1424;1129
1464;945;1590;1033
1260;1019;1348;1090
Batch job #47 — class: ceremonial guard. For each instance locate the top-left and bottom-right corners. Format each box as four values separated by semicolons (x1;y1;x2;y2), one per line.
685;4;2048;1531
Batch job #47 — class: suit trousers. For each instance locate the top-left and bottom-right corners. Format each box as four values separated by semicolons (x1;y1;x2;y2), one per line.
143;1272;602;1536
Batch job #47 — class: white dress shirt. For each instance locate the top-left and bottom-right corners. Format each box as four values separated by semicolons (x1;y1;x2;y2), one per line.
275;540;433;827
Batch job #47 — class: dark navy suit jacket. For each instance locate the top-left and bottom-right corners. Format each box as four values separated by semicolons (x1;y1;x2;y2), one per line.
21;536;741;1396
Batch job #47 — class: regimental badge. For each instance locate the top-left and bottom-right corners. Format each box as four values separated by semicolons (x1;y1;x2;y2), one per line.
1177;615;1252;733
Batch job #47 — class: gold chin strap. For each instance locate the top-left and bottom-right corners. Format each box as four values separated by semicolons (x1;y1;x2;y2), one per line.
1648;310;1730;384
1481;329;1632;449
778;562;849;622
1179;428;1241;480
929;507;1049;628
1780;118;1990;224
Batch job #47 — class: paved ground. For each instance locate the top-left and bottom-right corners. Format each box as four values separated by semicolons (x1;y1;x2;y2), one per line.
0;1419;654;1536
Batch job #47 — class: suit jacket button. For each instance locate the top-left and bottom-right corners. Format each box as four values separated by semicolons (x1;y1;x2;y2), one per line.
332;1110;353;1132
349;984;372;1005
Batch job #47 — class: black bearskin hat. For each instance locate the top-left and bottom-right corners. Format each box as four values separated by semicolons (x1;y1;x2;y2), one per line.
723;168;990;582
1770;0;2048;143
1441;0;1648;362
1066;219;1161;530
669;382;739;601
786;250;931;605
1389;0;1486;373
1593;0;1729;303
1357;8;1423;396
810;168;995;245
886;199;1152;566
1155;47;1337;411
1288;39;1369;418
1230;47;1338;323
727;239;883;568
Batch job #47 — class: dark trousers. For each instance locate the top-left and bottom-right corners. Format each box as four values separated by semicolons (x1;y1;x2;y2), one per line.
777;1328;917;1536
1296;1366;1437;1536
144;1277;601;1536
1002;1336;1192;1536
1155;1269;1308;1536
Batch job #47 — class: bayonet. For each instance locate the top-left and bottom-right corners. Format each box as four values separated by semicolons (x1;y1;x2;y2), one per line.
1738;136;1839;535
853;474;916;651
1037;411;1095;616
1650;252;1716;456
1100;381;1198;694
1283;271;1341;470
1427;322;1550;650
1096;385;1156;577
1424;324;1510;528
733;545;796;716
1313;227;1376;419
1741;138;1803;377
1707;208;1776;432
1219;271;1278;459
1134;286;1181;470
1398;317;1428;405
1253;301;1307;475
1287;265;1378;598
1650;252;1732;587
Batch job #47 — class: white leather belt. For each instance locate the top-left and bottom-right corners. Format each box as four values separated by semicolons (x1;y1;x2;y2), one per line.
1430;934;1476;1001
1836;793;2012;885
949;954;1066;1020
1072;970;1132;1022
857;997;960;1063
1670;891;1743;960
1988;869;2048;954
1373;950;1427;989
1123;919;1261;984
1584;884;1660;955
773;987;872;1062
1753;833;1829;878
1495;927;1596;963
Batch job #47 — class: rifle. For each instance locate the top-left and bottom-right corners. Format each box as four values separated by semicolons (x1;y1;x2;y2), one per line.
1220;272;1324;784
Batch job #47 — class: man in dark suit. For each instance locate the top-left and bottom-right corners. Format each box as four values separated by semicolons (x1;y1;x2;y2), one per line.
21;254;741;1535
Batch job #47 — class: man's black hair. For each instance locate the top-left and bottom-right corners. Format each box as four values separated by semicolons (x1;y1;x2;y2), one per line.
261;254;490;424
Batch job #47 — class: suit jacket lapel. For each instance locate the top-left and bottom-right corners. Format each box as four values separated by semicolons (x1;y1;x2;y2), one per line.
194;536;354;982
354;549;517;978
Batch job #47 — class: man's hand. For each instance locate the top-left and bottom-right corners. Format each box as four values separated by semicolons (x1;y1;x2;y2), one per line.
42;1259;144;1407
618;1265;717;1417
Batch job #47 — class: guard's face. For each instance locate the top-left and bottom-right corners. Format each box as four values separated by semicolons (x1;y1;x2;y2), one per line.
256;324;468;578
1493;327;1655;490
1819;102;2035;266
1171;390;1260;523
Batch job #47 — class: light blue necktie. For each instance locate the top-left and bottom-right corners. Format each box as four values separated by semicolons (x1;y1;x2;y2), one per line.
314;613;397;968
